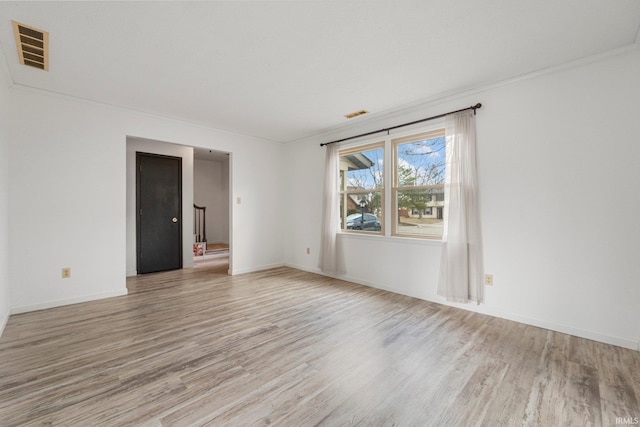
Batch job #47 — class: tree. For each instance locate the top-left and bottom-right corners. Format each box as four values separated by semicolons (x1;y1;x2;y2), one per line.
345;149;383;216
396;137;445;218
397;164;430;217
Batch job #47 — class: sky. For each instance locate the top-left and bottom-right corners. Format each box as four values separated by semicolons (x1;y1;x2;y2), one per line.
344;136;446;189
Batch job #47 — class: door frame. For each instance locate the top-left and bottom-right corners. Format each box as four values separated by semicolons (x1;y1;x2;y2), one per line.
136;151;183;273
126;137;231;277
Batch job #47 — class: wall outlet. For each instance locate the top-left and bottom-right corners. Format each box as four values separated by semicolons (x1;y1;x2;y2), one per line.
306;247;310;255
61;267;71;279
484;274;493;286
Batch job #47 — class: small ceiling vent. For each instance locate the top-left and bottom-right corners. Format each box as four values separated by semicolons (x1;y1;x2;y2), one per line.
12;21;49;71
344;109;369;119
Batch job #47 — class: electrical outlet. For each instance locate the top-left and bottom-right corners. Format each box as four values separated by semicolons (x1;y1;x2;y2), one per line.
61;268;71;279
306;247;310;255
484;274;493;286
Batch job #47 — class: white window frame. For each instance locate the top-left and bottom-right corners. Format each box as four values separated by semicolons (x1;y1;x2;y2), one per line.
392;128;446;240
336;120;446;241
339;141;385;235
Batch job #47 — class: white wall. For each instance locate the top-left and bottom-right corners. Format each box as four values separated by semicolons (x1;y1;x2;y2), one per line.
0;50;11;334
284;47;640;350
126;138;194;276
194;158;230;245
8;85;285;313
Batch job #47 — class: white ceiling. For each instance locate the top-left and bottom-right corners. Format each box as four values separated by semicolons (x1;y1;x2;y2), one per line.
1;1;639;143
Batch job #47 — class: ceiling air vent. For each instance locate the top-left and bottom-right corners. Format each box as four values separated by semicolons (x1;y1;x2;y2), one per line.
12;21;49;71
344;109;369;119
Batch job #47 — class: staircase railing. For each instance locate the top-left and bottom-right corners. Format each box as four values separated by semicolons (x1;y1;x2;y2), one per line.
194;204;207;243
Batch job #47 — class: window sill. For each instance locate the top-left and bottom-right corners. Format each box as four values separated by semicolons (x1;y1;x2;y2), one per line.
337;231;444;247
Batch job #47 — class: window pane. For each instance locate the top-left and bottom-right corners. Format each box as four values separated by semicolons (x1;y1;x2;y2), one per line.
396;187;443;237
340;147;384;191
341;191;383;233
396;137;445;187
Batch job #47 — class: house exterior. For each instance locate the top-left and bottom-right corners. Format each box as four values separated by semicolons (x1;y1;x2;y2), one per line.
398;185;445;220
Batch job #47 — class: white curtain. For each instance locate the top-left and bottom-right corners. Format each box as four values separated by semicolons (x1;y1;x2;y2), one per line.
318;144;341;274
438;110;484;304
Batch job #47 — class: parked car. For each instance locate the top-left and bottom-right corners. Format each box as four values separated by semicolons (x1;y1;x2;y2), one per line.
346;213;381;231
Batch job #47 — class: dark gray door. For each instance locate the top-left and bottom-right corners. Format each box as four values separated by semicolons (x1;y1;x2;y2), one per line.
136;152;182;274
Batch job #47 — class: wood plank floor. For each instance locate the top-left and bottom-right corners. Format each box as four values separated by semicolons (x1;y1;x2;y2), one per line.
1;260;638;426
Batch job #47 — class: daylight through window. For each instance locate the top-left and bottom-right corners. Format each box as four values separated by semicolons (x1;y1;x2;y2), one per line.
393;129;446;238
338;127;447;239
339;143;384;234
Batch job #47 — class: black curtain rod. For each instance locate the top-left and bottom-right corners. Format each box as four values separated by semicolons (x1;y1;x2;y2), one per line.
320;103;482;147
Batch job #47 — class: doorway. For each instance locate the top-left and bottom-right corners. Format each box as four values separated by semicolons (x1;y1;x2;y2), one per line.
193;148;230;268
136;152;183;274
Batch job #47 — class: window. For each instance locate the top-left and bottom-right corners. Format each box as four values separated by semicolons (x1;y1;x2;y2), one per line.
337;127;446;239
393;129;446;238
339;142;384;234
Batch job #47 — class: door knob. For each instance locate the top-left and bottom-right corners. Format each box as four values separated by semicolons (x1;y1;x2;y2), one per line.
172;217;178;223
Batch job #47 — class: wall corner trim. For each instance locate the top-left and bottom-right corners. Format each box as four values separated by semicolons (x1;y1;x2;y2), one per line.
0;309;9;339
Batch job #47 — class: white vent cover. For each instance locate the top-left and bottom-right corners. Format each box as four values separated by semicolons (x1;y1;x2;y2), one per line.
12;21;49;71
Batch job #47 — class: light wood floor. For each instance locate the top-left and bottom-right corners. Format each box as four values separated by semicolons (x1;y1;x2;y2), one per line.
1;261;638;426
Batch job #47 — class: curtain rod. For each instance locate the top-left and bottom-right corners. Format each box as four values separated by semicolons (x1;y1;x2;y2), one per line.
320;103;482;147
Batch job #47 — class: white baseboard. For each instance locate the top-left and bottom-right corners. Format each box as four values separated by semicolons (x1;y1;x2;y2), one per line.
230;262;286;276
284;263;638;351
10;289;128;315
493;310;638;351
